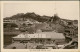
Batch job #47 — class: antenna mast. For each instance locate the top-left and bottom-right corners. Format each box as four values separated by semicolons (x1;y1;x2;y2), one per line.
54;1;57;15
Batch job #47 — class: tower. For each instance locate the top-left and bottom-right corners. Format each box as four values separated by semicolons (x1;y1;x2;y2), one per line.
46;1;58;23
54;1;57;15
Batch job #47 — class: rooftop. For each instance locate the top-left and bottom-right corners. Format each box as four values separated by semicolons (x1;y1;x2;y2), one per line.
12;31;65;39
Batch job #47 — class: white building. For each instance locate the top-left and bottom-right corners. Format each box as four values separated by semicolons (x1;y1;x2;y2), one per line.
12;31;65;44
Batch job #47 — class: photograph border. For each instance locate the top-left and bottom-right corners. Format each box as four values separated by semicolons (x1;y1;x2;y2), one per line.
0;1;80;52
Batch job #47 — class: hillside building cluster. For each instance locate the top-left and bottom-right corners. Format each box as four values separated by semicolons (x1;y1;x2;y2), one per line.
3;14;78;49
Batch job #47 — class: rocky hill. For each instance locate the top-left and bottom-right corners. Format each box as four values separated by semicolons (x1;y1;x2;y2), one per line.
4;12;50;22
4;12;78;33
4;12;77;23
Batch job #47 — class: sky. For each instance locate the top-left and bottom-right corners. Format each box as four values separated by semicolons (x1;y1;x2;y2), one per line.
3;1;79;20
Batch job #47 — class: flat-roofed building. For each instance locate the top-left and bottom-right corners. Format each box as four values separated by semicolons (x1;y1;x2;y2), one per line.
12;32;65;44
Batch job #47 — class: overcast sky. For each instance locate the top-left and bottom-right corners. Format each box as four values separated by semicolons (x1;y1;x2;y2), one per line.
3;1;79;20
